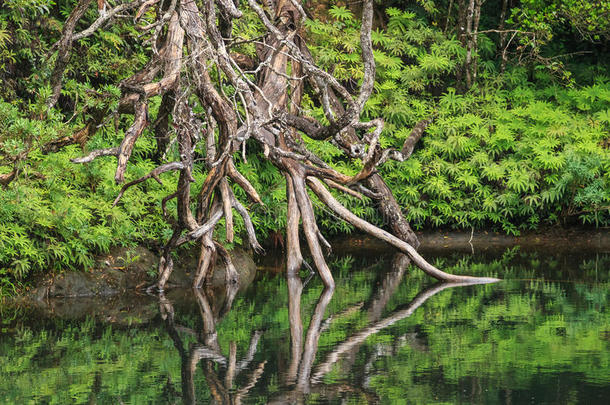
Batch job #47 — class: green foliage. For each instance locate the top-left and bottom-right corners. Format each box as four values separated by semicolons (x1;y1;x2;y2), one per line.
0;97;177;282
304;7;610;235
390;78;610;233
0;317;195;403
511;0;610;43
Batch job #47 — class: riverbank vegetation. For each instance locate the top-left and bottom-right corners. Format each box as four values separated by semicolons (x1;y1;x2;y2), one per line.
0;0;608;288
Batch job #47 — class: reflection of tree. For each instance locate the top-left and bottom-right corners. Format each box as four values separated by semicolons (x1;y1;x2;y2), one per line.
268;279;341;404
312;279;483;383
159;285;264;405
159;255;494;404
335;254;410;377
270;254;490;404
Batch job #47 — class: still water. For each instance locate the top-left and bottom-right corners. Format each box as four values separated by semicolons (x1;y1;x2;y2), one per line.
1;242;609;404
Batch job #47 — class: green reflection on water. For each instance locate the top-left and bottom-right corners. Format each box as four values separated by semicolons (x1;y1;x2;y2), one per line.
0;248;608;404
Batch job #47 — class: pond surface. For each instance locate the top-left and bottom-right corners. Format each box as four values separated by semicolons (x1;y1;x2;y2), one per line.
1;240;609;404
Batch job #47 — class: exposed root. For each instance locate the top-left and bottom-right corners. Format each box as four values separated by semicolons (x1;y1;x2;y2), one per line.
214;241;239;285
307;177;500;284
290;172;335;289
193;234;215;289
57;0;493;292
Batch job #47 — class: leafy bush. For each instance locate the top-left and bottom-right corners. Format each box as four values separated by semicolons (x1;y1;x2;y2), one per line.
305;7;610;235
0;99;176;280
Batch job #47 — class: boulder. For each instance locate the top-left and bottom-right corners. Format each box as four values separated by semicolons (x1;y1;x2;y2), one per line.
170;247;257;291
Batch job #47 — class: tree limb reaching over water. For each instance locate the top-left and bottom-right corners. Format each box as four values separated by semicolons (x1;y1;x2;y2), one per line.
53;0;499;290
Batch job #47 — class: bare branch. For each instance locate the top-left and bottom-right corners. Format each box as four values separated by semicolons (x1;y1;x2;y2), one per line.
231;196;264;254
323;179;364;200
72;0;146;42
307;177;500;284
113;161;184;206
227;161;264;205
47;0;94;109
71;147;118;163
115;100;148;183
135;0;159;21
177;207;224;246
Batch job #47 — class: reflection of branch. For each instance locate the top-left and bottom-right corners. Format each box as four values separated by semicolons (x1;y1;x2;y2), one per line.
311;281;487;382
267;281;335;404
193;287;220;350
236;330;263;372
191;344;227;365
365;254;409;322
297;287;335;392
216;264;240;318
285;274;304;385
161;289;266;404
320;302;364;333
334;254;409;375
234;361;267;405
226;342;237;389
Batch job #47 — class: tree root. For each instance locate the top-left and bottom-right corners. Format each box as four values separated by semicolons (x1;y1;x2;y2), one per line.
57;0;499;292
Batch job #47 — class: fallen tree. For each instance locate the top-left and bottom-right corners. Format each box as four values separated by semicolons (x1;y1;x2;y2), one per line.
51;0;498;290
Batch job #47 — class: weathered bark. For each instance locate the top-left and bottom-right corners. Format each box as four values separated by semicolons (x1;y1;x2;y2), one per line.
47;0;93;110
153;91;175;160
458;0;484;89
465;0;476;88
498;0;510;73
58;0;498;292
365;175;420;247
0;167;17;188
471;0;483;85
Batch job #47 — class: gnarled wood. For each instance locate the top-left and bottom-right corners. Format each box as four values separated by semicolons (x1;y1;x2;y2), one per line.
307;177;500;284
60;0;495;291
47;0;93;110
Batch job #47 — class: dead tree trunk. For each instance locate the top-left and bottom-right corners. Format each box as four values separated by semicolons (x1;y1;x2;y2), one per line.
48;0;499;291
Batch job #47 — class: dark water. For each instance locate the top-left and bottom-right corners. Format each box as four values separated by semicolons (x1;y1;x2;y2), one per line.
1;243;609;404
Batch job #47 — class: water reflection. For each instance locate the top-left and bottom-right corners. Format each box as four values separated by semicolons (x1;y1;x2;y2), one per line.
1;247;608;404
159;254;498;404
160;285;265;404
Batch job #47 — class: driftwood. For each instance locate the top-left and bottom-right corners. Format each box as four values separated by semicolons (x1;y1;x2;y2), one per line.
51;0;499;290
